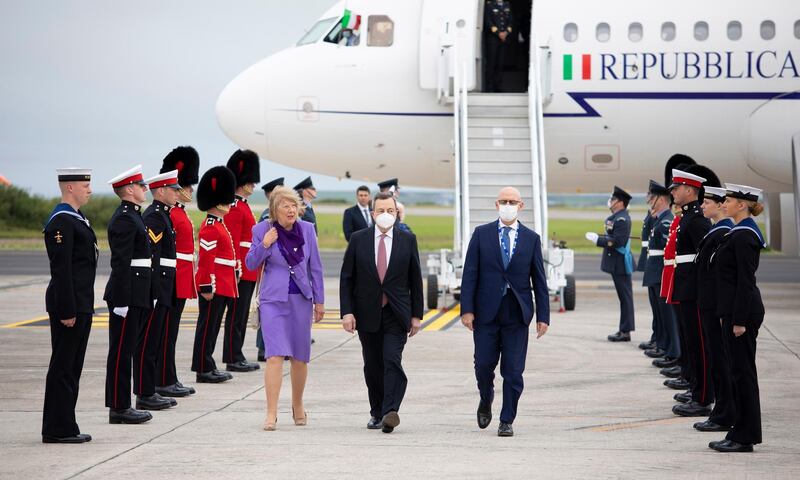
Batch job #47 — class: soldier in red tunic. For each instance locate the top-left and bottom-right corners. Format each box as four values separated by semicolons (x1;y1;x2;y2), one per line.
191;166;238;383
222;150;261;372
155;146;199;397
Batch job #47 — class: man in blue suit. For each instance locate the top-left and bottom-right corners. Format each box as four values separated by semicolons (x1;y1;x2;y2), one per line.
460;186;550;437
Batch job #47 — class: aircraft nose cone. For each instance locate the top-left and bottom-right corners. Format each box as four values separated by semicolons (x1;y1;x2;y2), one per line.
216;65;268;155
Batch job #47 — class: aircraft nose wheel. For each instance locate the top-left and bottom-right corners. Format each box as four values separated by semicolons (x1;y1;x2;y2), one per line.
427;274;439;310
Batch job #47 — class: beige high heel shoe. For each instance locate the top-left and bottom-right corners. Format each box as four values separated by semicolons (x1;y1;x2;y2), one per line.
263;415;277;431
292;407;308;426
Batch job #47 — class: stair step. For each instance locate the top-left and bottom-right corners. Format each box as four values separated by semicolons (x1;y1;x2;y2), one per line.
467;126;529;138
468;117;529;127
467;93;529;107
468;149;531;162
468;105;529;117
467;137;531;150
468;161;532;175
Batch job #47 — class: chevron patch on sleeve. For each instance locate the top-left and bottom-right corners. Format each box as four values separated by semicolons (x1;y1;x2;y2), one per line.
200;239;218;251
148;228;163;244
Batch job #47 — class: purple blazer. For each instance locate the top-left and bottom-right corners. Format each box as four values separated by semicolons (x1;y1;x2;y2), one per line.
246;219;324;305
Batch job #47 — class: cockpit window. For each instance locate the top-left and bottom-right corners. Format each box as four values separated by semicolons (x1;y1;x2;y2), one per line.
297;17;339;46
367;15;394;47
324;11;362;46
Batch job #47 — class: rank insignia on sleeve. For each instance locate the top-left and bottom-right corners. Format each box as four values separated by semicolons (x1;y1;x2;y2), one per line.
55;231;63;243
148;228;163;244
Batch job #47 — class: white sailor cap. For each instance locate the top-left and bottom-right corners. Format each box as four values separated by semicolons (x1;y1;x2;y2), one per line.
724;183;762;202
145;169;180;189
56;168;91;182
703;186;727;201
108;165;146;188
669;168;706;189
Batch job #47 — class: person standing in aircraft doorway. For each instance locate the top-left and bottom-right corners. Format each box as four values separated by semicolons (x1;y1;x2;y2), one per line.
483;0;513;92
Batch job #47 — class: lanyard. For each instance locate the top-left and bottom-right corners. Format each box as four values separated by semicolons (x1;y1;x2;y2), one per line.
498;225;518;259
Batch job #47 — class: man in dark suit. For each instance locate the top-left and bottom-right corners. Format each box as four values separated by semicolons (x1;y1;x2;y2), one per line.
340;192;424;434
41;168;98;444
342;185;372;242
460;186;550;437
586;186;634;342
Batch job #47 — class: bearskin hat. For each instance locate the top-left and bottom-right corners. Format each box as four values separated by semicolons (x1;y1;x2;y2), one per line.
226;149;260;186
161;146;199;187
197;166;236;212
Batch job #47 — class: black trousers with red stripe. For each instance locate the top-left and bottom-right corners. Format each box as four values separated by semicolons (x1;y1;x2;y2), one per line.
192;295;233;374
677;301;714;406
133;304;168;397
223;280;255;364
105;305;147;409
156;298;186;387
700;307;736;427
43;313;92;437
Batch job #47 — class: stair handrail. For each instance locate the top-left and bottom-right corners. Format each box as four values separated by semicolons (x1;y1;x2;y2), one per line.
459;58;471;257
527;25;549;244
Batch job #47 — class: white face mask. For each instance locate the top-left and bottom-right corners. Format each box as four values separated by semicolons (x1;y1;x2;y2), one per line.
375;212;396;230
498;204;519;223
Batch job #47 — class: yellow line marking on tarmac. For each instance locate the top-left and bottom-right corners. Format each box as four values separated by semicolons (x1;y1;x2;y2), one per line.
424;304;461;331
2;315;51;328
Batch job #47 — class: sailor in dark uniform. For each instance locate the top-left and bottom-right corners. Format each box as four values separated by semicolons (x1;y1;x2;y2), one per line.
483;0;513;92
708;183;767;453
378;178;400;197
690;185;736;430
133;170;181;411
294;176;317;232
637;187;657;351
668;166;714;417
41;168;98;443
258;177;284;223
104;165;154;424
585;186;634;341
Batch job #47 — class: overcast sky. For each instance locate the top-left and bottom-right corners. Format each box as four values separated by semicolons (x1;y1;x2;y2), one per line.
0;0;397;196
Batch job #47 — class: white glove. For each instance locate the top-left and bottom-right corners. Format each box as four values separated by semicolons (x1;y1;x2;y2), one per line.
113;306;129;317
585;232;599;243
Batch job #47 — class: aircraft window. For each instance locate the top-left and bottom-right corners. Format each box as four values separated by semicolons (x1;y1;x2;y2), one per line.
661;22;676;41
596;23;610;42
760;20;775;40
795;20;800;39
367;15;394;47
564;23;578;42
694;21;709;41
628;22;643;42
727;21;742;40
297;17;339;46
324;18;362;46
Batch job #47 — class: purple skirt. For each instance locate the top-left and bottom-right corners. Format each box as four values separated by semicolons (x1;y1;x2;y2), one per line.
259;293;313;363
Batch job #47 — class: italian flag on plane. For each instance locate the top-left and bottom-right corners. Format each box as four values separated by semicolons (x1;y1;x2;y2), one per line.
563;54;592;80
341;9;361;30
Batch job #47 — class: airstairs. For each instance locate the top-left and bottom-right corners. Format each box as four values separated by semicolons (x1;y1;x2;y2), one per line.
425;27;575;312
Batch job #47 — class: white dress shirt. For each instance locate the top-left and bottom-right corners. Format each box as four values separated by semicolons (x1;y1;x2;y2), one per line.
498;220;519;258
374;226;394;267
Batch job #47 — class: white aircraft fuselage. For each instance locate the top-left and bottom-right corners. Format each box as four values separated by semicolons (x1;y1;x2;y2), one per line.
216;0;800;194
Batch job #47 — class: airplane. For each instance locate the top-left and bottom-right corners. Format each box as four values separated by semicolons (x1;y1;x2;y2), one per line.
215;0;800;260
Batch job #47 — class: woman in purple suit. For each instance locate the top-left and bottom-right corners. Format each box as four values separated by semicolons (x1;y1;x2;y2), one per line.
246;186;325;431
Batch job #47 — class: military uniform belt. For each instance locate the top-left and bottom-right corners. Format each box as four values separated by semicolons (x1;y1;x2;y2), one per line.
648;249;664;257
675;254;696;264
214;258;237;267
240;241;252;248
160;258;177;268
176;252;194;262
131;258;151;268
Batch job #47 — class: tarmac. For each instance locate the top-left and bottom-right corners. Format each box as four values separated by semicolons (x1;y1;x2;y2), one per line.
1;267;799;479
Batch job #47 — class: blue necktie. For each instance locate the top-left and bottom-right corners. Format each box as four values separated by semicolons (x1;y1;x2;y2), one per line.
501;226;511;269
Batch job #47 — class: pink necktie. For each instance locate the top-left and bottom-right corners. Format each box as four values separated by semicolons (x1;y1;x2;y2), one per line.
377;234;388;305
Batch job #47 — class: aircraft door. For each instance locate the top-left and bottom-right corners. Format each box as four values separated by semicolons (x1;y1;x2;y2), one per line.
418;0;477;91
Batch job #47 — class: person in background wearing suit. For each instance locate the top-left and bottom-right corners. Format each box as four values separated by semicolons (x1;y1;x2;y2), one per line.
41;168;97;443
342;185;372;242
585;186;634;342
295;176;318;233
246;186;325;431
340;191;424;434
460;186;550;437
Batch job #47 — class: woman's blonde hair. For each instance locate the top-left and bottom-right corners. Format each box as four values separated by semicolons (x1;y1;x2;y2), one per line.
743;200;764;217
269;186;304;220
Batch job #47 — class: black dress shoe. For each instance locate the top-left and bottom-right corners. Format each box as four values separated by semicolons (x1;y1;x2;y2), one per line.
156;384;191;398
674;391;692;404
673;401;712;417
477;401;492;429
153;392;177;407
175;381;196;395
638;341;656;350
382;411;400;433
109;408;152;424
653;357;678;368
245;360;261;370
694;420;731;432
660;365;682;378
497;422;514;437
644;348;666;358
664;378;691;390
42;433;92;444
709;439;753;452
219;370;234;380
196;371;229;383
607;331;631;342
136;394;172;411
367;417;383;430
226;361;254;372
